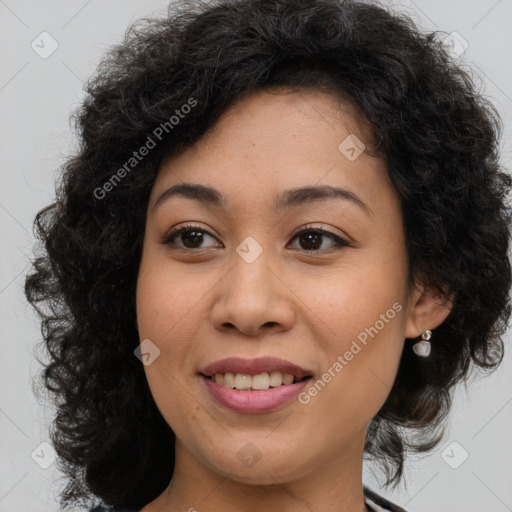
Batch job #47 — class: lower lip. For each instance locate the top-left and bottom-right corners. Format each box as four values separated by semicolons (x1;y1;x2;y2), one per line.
201;375;311;414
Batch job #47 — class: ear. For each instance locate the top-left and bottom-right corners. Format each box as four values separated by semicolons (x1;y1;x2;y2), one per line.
404;281;454;339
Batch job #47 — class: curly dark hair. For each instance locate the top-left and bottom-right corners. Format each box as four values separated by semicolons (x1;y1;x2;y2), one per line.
24;0;512;510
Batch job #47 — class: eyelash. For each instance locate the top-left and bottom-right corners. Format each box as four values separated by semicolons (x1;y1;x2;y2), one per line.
161;222;352;252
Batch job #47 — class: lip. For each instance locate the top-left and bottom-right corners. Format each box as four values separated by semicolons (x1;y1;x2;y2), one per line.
201;356;312;380
201;376;311;414
200;357;313;414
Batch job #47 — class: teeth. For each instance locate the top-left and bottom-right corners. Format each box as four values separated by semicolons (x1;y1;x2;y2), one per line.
252;372;270;390
282;373;294;385
223;373;235;388
210;371;299;391
235;373;251;390
269;371;283;387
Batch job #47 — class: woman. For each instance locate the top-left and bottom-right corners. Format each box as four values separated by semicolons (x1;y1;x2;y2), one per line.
25;0;511;511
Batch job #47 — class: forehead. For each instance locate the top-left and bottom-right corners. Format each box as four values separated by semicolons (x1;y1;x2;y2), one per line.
184;87;376;157
151;88;395;214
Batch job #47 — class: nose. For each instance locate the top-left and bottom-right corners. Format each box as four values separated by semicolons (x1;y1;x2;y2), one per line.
209;250;296;338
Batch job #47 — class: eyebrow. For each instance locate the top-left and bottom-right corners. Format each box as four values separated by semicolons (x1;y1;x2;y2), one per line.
154;182;371;216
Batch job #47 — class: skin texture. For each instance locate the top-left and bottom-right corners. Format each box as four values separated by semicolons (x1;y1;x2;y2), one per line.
135;89;452;512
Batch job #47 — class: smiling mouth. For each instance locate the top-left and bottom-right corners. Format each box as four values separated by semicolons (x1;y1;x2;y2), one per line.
203;371;312;391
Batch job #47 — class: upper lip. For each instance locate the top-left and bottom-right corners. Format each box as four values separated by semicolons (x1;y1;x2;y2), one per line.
201;357;313;380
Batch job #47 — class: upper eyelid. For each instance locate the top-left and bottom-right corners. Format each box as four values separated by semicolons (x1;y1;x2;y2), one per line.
164;223;217;241
163;223;349;246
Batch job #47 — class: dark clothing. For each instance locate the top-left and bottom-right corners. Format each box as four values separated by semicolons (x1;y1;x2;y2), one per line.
90;486;407;511
364;486;407;511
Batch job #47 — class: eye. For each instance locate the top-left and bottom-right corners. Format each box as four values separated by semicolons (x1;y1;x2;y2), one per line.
288;225;351;252
161;223;222;250
161;223;351;252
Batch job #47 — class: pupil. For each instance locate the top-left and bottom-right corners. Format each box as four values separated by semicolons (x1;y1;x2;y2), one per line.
300;232;321;250
183;230;203;248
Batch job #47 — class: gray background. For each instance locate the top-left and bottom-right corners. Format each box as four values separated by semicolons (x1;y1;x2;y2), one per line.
0;1;511;511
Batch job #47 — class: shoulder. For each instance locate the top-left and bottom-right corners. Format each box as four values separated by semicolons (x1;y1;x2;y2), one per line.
364;486;408;512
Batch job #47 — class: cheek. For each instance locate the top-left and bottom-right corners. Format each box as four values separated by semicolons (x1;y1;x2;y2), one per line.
136;255;208;347
296;290;406;446
135;261;205;432
300;238;408;349
135;255;203;403
300;239;408;414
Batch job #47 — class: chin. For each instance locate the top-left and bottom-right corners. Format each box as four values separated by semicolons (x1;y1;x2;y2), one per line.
200;442;312;485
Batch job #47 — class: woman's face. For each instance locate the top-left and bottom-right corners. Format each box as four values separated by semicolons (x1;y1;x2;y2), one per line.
136;89;440;485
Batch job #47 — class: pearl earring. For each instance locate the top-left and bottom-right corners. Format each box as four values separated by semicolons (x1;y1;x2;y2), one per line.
412;330;432;357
